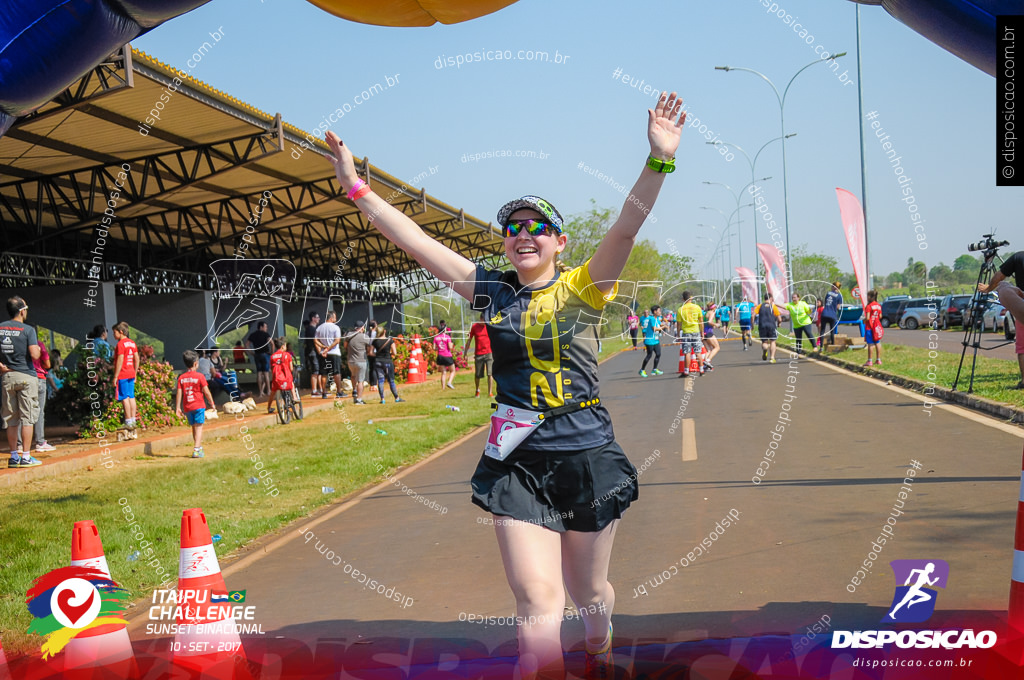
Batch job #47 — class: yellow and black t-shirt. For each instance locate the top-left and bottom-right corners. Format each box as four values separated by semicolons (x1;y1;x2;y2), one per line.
472;260;617;452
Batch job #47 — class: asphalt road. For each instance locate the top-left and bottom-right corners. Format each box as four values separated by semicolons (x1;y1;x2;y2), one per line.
131;341;1024;676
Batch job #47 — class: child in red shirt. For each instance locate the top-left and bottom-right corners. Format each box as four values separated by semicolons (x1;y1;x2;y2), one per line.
863;289;884;367
175;350;215;458
112;321;139;430
268;338;297;413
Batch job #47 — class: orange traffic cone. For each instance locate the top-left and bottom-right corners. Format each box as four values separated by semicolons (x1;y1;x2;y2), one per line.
405;335;425;384
63;520;136;677
173;508;248;679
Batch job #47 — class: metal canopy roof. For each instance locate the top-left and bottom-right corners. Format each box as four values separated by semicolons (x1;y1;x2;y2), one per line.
0;45;503;299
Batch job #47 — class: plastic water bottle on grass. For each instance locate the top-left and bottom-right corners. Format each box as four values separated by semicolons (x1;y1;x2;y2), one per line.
322;486;335;494
127;551;140;562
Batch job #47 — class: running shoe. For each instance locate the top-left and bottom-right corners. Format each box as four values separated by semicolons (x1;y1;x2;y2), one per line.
35;441;56;452
380;398;386;404
639;370;648;377
18;454;42;467
681;371;690;378
875;360;883;366
863;361;872;366
7;454;21;468
395;397;406;402
652;369;664;375
762;348;768;361
267;407;276;414
191;448;204;458
770;358;777;364
354;399;366;405
1012;381;1024;390
585;624;614;680
312;391;321;397
475;390;481;397
322;393;331;399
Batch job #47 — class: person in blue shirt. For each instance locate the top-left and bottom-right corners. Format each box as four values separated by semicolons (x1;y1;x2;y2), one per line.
715;304;731;338
639;305;664;376
734;297;754;350
820;281;844;349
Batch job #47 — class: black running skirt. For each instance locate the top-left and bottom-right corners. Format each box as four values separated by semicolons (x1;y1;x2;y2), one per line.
471;439;638;533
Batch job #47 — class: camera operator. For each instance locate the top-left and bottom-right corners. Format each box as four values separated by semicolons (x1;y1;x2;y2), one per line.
980;249;1024;389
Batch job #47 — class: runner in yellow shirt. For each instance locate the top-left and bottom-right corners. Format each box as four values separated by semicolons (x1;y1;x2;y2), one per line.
677;291;704;377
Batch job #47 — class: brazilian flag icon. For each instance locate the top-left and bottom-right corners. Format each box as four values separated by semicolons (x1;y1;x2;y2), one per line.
228;590;246;603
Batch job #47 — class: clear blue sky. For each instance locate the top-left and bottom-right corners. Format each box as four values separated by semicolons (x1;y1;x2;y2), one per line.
134;0;1022;282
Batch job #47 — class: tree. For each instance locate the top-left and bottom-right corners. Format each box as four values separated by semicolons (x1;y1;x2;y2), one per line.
559;200;616;268
928;263;953;284
789;245;843;302
953;254;981;272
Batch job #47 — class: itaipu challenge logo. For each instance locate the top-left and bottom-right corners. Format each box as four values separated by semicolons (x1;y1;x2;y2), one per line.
25;566;130;658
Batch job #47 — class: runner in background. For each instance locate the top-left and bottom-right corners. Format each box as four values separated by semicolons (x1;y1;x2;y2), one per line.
716;303;731;338
735;296;754;350
639;306;664;377
677;292;704;377
754;293;781;363
626;311;640;350
701;303;720;371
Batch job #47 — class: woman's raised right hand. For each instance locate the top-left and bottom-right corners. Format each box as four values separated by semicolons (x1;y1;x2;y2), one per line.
324;131;361;193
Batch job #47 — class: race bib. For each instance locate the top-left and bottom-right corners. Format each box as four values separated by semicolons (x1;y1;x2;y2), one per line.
484;404;545;461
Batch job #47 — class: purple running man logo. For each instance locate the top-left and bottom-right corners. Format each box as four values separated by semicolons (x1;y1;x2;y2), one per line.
883;559;949;623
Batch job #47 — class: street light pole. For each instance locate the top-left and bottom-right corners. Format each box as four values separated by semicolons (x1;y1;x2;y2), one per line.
716;53;847;298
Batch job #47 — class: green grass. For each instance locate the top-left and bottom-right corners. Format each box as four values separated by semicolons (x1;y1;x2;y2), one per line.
1;338;630;655
776;336;1024;408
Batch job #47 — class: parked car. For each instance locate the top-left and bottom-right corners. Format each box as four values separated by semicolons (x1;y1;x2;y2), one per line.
962;291;999;330
900;301;939;330
1008;312;1017;340
885;297;932;328
937;294;973;329
880;297;911;328
983;303;1008;332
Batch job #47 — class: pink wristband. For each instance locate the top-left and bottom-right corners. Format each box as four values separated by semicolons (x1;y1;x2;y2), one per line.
346;179;366;200
350;184;372;201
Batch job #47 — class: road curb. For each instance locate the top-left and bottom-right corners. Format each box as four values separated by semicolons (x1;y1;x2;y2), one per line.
788;347;1024;425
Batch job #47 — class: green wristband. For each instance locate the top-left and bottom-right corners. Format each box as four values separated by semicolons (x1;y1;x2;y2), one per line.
646;155;676;174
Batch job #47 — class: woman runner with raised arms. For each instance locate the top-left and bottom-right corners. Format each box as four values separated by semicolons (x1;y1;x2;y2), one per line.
323;91;686;680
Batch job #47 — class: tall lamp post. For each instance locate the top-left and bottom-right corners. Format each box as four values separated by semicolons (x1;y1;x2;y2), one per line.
702;177;771;272
715;53;847;296
699;203;753;303
707;136;794;296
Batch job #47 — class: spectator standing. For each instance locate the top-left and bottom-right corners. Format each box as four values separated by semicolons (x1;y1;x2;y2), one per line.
112;322;138;431
366;320;378;392
1;297;42;467
18;338;55;453
345;321;371;405
467;312;494;397
232;340;247;365
175;350;214;458
302;312;324;396
433;320;456;389
315;311;344;399
820;281;844;349
46;348;66;400
268;338;298;413
785;294;815;355
863;289;884;366
89;324;112;360
980;251;1024;388
247;321;273;398
370;326;404;403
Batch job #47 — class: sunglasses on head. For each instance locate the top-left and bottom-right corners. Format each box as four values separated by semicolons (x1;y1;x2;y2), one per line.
502;219;560;238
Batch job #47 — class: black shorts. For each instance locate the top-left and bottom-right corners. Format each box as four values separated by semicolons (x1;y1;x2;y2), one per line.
322;355;341;376
471;439;638;533
254;353;271;373
305;351;322;375
758;326;778;340
437;355;455;367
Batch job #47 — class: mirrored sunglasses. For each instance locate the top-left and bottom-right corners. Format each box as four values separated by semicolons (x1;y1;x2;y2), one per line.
502;219;561;238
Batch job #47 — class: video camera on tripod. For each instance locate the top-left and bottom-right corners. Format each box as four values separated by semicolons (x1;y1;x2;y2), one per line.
954;234;1011;392
967;235;1010;255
